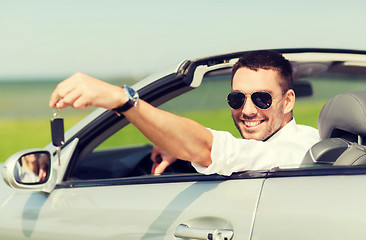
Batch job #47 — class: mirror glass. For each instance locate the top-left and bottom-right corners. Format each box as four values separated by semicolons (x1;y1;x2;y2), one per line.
14;151;51;184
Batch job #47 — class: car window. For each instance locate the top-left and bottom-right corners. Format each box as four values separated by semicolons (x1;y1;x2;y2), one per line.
72;68;366;180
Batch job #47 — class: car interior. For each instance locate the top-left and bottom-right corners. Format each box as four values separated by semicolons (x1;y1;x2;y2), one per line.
302;91;366;166
70;144;197;180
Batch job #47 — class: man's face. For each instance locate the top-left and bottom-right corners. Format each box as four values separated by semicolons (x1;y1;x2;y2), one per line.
231;67;289;141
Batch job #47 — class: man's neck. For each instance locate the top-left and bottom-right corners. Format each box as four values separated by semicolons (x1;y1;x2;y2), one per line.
264;116;294;142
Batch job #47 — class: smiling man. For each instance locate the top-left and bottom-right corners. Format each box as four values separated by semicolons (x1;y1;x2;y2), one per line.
49;50;320;176
230;51;295;141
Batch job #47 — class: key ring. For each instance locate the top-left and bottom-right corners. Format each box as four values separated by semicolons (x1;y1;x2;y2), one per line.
53;102;60;118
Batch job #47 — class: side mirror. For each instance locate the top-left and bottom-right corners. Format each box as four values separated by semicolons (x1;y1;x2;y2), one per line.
14;152;51;184
2;149;52;190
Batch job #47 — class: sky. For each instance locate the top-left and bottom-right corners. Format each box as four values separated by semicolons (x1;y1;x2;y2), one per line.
1;0;366;81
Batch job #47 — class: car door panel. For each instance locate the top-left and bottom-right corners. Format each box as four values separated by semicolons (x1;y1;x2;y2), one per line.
252;175;366;240
0;177;264;239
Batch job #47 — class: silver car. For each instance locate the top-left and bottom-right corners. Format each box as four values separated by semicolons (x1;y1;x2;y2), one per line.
1;48;366;240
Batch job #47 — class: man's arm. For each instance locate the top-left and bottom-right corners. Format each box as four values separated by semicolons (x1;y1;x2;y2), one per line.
49;72;213;167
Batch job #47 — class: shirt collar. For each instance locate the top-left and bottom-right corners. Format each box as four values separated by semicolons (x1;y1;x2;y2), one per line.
266;119;296;143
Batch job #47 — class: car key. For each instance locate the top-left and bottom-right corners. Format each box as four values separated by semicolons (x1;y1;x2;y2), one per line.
50;105;64;166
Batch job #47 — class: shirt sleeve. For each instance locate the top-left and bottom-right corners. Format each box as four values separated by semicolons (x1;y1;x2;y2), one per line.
191;128;315;176
192;129;278;176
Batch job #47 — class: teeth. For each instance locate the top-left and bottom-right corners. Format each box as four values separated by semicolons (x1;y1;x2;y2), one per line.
244;121;261;127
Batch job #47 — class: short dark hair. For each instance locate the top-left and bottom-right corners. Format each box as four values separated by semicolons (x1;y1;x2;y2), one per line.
231;50;293;91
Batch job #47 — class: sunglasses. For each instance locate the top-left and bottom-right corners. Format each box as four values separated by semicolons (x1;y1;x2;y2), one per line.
227;91;286;110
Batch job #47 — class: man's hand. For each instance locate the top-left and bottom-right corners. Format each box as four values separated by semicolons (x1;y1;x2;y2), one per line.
37;154;49;182
151;145;177;174
49;72;125;110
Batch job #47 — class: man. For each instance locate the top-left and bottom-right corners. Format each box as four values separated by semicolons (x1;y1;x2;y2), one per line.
49;50;320;176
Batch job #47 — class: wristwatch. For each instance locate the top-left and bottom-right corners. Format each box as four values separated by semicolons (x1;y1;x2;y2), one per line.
113;84;139;116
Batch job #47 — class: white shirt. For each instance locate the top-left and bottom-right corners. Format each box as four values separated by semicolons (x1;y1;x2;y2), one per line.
192;119;320;176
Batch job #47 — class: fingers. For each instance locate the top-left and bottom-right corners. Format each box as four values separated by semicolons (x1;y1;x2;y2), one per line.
151;145;164;174
151;145;177;174
150;145;178;174
49;87;64;108
50;89;84;110
49;72;125;110
49;75;77;109
38;169;47;182
49;72;92;109
151;151;162;174
61;92;89;110
151;160;170;174
151;145;161;162
151;162;159;174
60;87;81;107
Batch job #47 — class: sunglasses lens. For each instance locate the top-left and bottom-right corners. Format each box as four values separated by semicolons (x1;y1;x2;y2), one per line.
227;92;245;109
252;92;272;109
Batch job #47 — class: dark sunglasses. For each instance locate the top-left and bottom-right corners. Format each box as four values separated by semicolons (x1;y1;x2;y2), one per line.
227;90;286;110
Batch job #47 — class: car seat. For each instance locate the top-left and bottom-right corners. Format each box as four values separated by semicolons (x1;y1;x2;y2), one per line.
302;91;366;166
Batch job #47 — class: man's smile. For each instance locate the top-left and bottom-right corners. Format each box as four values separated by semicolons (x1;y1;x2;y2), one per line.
240;119;266;131
244;120;263;127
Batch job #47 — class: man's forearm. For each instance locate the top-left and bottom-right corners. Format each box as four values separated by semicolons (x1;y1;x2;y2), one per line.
124;100;213;167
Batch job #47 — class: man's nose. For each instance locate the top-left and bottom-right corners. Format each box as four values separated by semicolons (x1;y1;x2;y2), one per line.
241;97;258;116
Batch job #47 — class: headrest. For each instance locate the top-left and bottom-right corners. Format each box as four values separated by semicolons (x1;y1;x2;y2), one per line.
318;91;366;142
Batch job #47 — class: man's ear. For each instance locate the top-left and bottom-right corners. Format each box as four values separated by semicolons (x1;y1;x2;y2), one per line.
284;89;295;114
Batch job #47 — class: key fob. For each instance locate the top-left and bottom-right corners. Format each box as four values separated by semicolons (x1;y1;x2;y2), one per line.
51;118;65;147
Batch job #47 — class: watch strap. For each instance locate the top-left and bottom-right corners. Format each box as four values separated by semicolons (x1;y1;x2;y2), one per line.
114;100;134;115
113;85;138;116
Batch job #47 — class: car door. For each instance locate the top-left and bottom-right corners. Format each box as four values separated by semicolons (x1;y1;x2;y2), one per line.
251;168;366;240
0;172;265;239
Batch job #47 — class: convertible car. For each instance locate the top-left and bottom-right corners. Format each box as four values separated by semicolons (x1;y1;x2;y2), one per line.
1;48;366;239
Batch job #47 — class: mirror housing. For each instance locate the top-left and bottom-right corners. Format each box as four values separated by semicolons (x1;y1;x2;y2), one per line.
2;149;52;190
293;80;313;98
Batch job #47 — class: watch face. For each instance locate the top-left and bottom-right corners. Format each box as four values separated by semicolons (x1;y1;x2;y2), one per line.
126;86;136;97
124;85;139;102
113;85;139;114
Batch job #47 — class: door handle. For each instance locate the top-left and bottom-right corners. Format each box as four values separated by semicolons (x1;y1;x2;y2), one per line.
174;224;234;240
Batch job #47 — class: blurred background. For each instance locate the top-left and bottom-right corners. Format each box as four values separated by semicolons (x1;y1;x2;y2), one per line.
1;0;366;161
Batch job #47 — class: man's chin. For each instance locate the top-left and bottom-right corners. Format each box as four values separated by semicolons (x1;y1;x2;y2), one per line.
235;122;267;140
242;132;265;141
239;125;265;140
241;127;278;141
